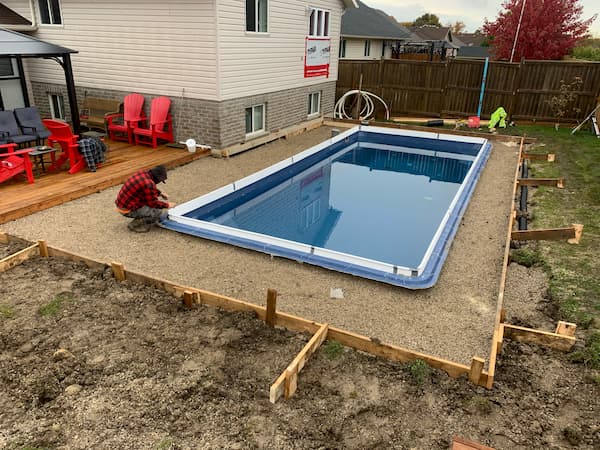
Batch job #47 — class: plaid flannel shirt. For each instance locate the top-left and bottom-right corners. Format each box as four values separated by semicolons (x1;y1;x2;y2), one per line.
115;170;168;212
78;137;106;171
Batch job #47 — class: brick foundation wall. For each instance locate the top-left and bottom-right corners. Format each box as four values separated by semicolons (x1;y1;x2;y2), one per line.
30;80;336;149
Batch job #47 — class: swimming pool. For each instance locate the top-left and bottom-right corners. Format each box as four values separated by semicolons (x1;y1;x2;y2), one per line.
163;125;492;289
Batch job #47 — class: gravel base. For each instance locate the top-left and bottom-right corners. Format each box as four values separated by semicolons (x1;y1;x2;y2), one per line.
2;126;521;366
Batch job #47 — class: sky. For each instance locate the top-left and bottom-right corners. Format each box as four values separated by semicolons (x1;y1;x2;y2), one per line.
364;0;600;37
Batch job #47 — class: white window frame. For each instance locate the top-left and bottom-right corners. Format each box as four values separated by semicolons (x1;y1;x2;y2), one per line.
308;91;321;118
308;7;330;37
38;0;63;25
245;104;266;137
246;0;268;33
48;93;65;120
364;40;371;57
301;198;321;229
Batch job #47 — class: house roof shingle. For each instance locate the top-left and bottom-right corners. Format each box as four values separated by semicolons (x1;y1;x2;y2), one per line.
342;0;415;40
410;25;452;42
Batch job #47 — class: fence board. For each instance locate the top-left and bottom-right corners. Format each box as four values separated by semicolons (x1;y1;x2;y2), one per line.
337;59;600;121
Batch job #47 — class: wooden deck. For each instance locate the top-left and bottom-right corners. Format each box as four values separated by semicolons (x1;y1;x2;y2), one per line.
0;140;209;225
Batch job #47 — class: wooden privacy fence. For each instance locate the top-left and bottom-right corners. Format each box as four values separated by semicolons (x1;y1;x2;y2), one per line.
337;59;600;122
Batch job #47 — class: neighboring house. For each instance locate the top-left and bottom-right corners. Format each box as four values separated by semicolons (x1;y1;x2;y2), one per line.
409;25;459;58
340;0;416;60
0;0;357;149
454;32;490;59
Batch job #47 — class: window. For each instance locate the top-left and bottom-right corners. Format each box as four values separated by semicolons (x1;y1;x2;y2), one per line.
0;59;14;77
245;104;265;135
308;8;330;37
38;0;62;25
339;39;346;58
48;93;65;120
301;199;321;229
364;40;371;57
246;0;267;32
308;92;321;117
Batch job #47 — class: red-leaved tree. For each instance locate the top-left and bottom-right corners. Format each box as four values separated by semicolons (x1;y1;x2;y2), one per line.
483;0;596;61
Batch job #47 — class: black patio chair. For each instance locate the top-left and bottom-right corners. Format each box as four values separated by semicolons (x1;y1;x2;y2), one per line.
0;110;37;147
14;107;51;145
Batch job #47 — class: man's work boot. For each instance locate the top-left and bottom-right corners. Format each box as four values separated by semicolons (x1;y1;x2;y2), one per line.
127;218;151;233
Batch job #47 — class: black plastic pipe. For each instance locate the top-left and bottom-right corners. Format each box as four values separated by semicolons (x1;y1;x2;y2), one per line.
518;159;528;230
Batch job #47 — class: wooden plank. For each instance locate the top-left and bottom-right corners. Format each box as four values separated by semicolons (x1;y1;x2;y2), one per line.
0;231;8;244
266;288;277;327
503;324;576;351
452;436;495;450
111;261;126;281
517;178;564;188
269;371;287;404
523;152;555;162
283;323;329;400
511;225;582;242
555;321;577;337
469;357;485;385
37;240;49;257
0;243;39;273
46;246;107;271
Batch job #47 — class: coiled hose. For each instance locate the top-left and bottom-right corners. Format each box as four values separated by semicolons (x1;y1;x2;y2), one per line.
334;90;390;121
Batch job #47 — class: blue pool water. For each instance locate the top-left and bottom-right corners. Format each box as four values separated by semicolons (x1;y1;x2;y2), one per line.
163;126;491;289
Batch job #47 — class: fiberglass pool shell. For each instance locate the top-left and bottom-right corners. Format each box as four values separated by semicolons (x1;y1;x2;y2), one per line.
162;126;492;289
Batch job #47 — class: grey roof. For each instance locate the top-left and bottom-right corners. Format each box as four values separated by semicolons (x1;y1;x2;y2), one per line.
0;28;76;57
0;4;31;26
455;33;486;47
457;46;491;59
341;0;415;40
410;25;452;42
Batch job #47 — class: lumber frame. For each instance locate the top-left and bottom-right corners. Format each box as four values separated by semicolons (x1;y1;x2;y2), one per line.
502;324;576;351
1;236;492;392
517;177;564;188
511;224;583;243
0;243;39;273
270;323;329;403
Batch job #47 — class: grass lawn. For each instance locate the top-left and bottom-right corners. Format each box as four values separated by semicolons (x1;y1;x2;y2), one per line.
508;124;600;371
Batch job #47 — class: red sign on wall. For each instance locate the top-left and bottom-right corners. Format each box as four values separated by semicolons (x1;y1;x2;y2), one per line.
304;37;330;78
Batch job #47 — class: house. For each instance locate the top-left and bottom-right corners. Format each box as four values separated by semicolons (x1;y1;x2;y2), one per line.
0;0;357;149
340;0;416;60
409;25;460;58
454;32;490;59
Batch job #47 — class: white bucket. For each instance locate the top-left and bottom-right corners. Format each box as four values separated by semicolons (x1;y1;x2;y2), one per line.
185;138;196;153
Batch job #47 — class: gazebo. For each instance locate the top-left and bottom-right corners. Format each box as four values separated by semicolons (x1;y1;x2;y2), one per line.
0;28;80;132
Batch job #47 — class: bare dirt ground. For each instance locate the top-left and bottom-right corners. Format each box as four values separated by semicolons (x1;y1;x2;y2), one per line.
1;126;599;449
0;252;598;450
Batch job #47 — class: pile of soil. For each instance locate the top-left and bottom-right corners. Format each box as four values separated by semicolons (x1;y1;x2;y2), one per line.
1;253;598;449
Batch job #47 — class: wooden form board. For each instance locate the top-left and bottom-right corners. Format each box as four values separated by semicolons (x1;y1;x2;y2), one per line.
522;152;555;162
511;224;583;244
0;243;39;273
502;324;576;351
486;137;525;388
517;178;564;188
452;436;495;450
0;236;494;395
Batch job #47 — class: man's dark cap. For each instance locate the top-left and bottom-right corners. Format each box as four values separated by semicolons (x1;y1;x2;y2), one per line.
149;165;167;184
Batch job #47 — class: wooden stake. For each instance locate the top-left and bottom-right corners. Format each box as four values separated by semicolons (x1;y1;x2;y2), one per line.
567;223;584;244
555;321;577;337
37;240;49;257
0;231;8;244
183;290;194;308
111;261;126;281
468;357;485;385
266;288;277;327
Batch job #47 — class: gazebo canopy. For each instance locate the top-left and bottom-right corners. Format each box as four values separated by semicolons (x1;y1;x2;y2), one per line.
0;28;80;131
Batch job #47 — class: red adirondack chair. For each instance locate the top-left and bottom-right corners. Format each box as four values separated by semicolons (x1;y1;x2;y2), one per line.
42;119;85;174
106;93;145;144
133;96;174;148
0;143;34;184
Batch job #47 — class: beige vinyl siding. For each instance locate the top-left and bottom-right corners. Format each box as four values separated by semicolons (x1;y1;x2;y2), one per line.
19;0;219;100
2;1;33;19
343;37;383;60
216;0;344;101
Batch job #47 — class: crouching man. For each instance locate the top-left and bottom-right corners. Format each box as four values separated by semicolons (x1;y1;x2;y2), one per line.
115;165;176;232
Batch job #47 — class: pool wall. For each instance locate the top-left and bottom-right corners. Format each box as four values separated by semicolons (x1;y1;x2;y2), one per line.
163;125;492;289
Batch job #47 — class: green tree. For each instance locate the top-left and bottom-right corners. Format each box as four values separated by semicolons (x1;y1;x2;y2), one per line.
413;13;442;27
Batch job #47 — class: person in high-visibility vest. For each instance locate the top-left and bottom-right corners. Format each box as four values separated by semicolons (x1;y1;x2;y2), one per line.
488;107;507;131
